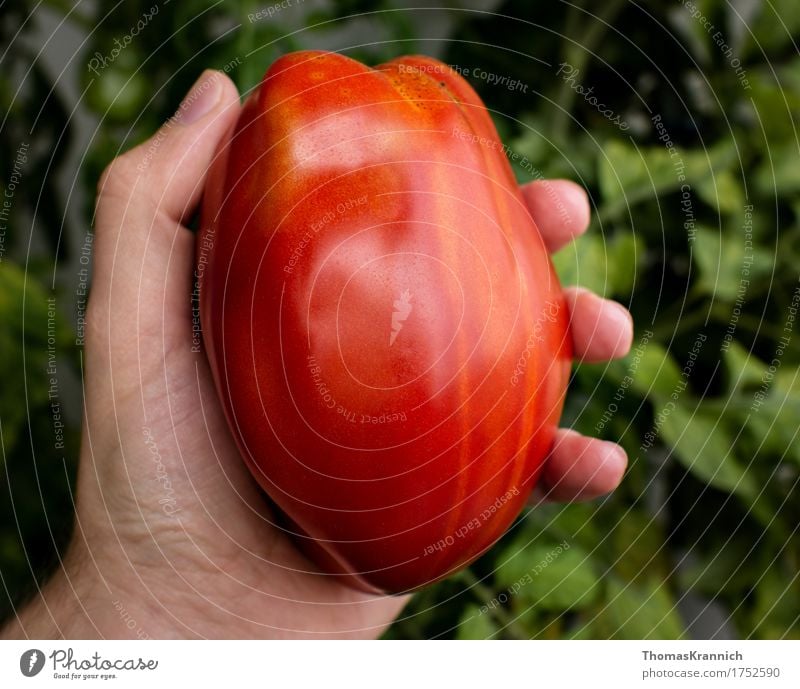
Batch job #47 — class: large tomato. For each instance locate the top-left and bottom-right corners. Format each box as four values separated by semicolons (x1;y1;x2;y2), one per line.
198;50;572;594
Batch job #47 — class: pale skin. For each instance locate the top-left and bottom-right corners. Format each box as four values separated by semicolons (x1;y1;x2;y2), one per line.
1;70;633;639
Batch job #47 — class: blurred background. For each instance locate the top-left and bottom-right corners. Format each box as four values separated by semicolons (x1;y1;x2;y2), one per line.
1;0;798;639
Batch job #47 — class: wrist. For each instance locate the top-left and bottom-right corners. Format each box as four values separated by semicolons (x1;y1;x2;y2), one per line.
1;540;164;640
1;547;92;639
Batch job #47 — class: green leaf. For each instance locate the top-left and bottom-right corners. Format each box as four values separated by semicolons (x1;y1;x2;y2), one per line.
755;147;800;197
495;539;600;611
598;140;658;206
778;56;800;96
774;366;800;397
0;262;71;455
745;0;800;60
456;604;499;640
611;511;668;583
628;342;683;400
507;115;550;174
607;231;643;296
692;225;774;301
580;340;685;435
723;341;767;394
601;579;686;639
527;501;603;549
745;366;800;465
660;404;759;501
552;233;608;296
598;141;715;210
750;564;800;639
553;231;641;297
83;47;149;122
695;169;745;215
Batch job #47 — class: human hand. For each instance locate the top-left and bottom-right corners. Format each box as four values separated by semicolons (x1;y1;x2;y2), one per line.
2;70;631;640
521;179;633;503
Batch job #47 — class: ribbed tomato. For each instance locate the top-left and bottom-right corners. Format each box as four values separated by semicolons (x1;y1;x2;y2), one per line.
198;50;572;593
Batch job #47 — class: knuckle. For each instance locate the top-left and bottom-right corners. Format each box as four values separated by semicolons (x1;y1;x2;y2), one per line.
96;150;143;200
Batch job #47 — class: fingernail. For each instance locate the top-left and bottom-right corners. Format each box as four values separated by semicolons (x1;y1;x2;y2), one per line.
605;300;634;354
175;70;222;125
604;441;628;478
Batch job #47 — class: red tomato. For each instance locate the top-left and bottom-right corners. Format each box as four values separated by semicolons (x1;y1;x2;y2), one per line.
198;50;572;593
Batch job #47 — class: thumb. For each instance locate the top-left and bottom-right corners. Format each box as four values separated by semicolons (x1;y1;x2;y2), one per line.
95;69;241;225
86;70;241;388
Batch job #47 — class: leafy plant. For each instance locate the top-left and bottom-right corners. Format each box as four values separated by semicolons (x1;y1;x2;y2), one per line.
1;0;797;638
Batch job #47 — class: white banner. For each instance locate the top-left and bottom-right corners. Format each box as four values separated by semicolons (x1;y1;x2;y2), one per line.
0;640;797;687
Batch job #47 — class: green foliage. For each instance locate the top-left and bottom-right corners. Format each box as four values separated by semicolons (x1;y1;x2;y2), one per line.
0;263;78;617
456;605;499;640
2;0;798;638
494;538;601;611
551;231;642;298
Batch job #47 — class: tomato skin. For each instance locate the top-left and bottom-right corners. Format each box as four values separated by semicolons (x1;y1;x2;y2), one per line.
198;50;572;593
